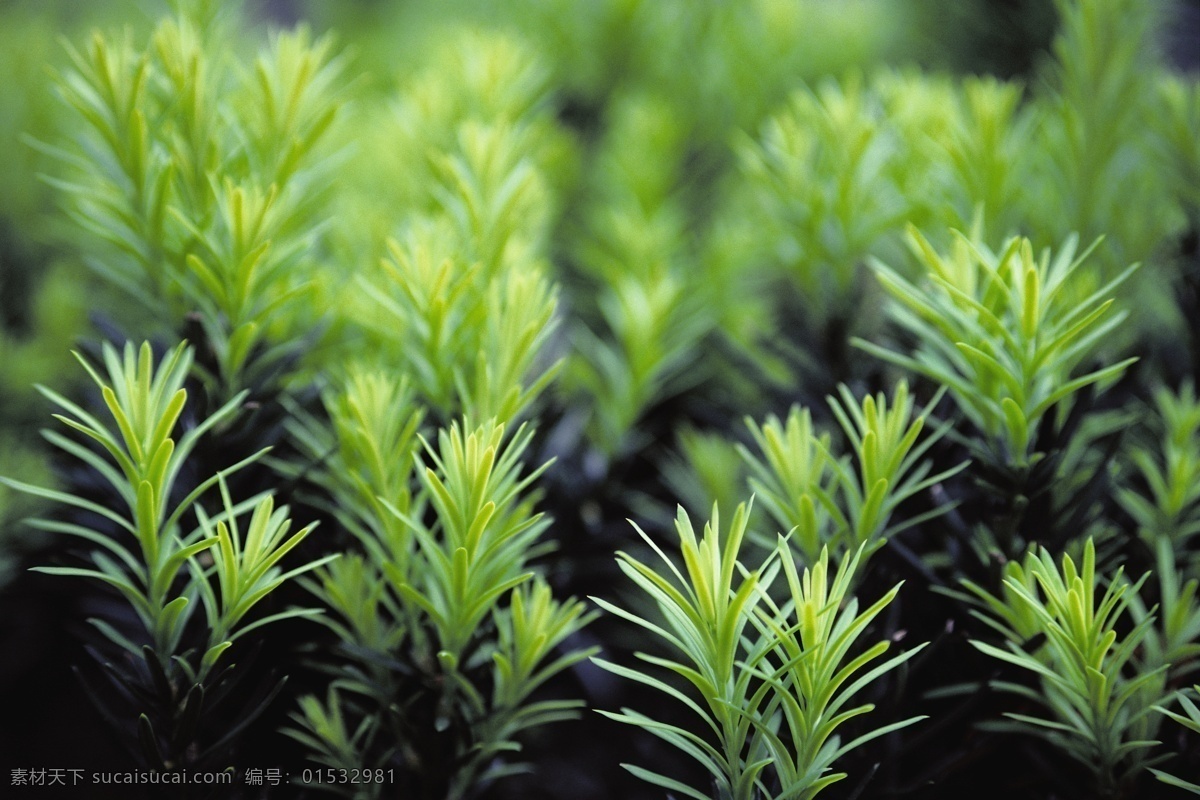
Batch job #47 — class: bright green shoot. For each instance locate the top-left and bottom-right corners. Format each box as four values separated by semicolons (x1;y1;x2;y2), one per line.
5;341;255;655
3;338;327;770
46;7;347;388
741;406;840;563
371;222;559;427
594;502;925;800
966;539;1167;798
826;381;963;555
4;340;327;672
593;501;771;800
461;580;598;798
191;482;332;654
1120;384;1200;686
737;76;911;324
289;413;592;798
858;226;1138;469
745;544;926;800
1119;382;1200;553
399;419;551;661
741;381;962;567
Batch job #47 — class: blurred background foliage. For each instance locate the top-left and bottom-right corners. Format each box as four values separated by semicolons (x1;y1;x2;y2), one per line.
0;0;1198;798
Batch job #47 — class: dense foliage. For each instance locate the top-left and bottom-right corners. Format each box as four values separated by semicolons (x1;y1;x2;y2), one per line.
1;1;1197;798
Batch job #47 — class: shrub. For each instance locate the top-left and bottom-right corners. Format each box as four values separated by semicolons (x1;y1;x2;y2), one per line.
0;1;1196;798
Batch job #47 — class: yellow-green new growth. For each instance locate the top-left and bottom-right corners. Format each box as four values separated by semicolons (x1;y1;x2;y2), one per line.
742;381;963;567
593;501;770;800
594;503;926;800
967;538;1166;798
746;544;926;800
859;225;1137;468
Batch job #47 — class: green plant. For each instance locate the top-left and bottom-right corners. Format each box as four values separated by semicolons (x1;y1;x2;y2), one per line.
1154;75;1200;229
1;340;330;770
594;501;925;800
859;226;1138;471
1031;0;1178;276
740;381;963;567
564;91;710;457
1150;685;1200;794
921;75;1033;240
743;541;924;799
737;76;912;330
664;427;751;526
286;412;595;799
3;0;1198;797
369;220;559;427
42;5;347;389
1120;383;1200;557
963;539;1167;799
341;32;564;428
1120;384;1200;687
